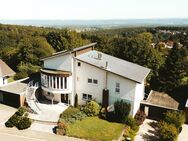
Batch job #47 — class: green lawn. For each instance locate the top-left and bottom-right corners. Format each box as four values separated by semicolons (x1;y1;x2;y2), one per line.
67;117;124;141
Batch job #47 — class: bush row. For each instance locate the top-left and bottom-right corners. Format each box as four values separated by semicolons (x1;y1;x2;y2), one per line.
5;107;32;130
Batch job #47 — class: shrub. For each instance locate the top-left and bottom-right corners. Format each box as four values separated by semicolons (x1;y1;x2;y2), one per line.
83;101;100;116
158;121;178;141
114;100;131;122
123;126;137;141
106;111;116;122
71;112;87;121
5;120;14;128
60;107;80;119
8;114;22;127
124;116;139;132
56;122;68;135
16;107;27;116
17;117;32;130
99;107;107;119
5;107;31;130
164;110;185;130
134;110;146;125
60;107;86;124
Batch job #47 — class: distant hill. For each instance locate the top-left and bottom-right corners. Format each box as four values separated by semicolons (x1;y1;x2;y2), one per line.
1;19;188;29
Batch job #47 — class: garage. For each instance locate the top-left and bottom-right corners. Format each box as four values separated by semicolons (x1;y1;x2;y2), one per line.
140;90;179;120
0;82;27;108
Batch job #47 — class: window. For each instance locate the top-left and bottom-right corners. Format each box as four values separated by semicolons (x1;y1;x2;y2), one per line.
88;95;92;100
93;79;98;84
82;94;92;101
83;94;87;100
88;78;92;83
3;77;5;85
88;78;98;85
78;62;81;67
115;82;120;93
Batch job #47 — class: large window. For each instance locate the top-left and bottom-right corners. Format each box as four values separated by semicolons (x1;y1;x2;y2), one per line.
82;93;92;101
115;82;120;93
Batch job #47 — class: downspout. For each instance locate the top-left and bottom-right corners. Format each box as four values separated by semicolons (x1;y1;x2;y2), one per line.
105;61;108;89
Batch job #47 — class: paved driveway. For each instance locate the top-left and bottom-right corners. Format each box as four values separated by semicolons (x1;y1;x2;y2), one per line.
29;122;56;134
178;124;188;141
0;104;17;125
134;119;159;141
135;119;188;141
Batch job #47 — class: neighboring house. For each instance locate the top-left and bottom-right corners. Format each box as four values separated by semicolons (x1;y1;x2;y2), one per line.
0;59;15;87
40;43;150;116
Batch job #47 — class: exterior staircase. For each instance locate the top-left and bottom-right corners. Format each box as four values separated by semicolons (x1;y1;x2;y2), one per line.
25;81;41;114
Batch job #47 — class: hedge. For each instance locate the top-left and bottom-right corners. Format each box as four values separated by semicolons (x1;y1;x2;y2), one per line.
158;121;178;141
5;106;32;130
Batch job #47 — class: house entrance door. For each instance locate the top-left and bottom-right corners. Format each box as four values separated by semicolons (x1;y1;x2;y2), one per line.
61;94;68;104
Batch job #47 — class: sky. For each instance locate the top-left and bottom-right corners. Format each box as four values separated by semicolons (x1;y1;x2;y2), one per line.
0;0;187;20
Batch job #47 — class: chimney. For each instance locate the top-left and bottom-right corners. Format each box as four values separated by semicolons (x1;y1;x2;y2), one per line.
98;53;102;60
105;61;108;70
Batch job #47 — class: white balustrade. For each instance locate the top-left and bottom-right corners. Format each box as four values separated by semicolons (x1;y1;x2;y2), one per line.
41;73;69;90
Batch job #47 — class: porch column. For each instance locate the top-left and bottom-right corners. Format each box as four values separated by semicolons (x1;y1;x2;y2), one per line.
55;76;57;89
48;75;51;88
62;77;65;89
51;76;54;89
59;77;61;89
67;77;69;89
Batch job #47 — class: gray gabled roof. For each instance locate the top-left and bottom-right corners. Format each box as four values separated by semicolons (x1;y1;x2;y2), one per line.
41;43;97;61
75;50;150;83
0;59;16;77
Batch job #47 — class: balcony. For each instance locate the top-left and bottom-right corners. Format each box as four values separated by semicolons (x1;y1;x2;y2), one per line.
41;69;72;94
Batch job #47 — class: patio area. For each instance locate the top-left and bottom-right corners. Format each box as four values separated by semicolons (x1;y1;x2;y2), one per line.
29;102;68;123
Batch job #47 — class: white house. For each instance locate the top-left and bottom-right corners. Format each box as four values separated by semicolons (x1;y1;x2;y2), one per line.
40;43;150;116
0;59;15;87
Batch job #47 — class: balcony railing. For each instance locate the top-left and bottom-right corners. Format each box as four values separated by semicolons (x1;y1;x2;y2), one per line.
41;73;71;91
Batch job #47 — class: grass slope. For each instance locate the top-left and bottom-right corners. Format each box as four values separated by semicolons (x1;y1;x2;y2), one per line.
67;117;124;141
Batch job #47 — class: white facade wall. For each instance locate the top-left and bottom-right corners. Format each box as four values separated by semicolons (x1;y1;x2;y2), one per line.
75;60;106;105
44;54;72;71
107;73;136;116
132;82;145;116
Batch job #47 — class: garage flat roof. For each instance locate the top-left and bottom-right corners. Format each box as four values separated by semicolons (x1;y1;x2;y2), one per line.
0;82;27;95
143;90;179;110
